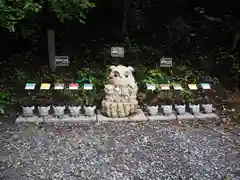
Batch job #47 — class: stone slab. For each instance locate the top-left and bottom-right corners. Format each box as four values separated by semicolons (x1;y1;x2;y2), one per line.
177;113;195;120
16;116;44;123
194;113;218;120
44;115;97;123
16;114;97;123
147;114;177;121
97;109;148;122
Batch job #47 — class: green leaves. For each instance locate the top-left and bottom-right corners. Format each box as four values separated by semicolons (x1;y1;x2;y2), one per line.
0;0;95;31
0;91;16;114
0;0;41;31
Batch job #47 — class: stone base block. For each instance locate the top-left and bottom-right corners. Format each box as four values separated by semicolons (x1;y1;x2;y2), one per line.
45;115;97;123
147;114;176;121
177;113;195;120
194;113;218;120
97;109;147;122
16;116;44;123
16;114;97;123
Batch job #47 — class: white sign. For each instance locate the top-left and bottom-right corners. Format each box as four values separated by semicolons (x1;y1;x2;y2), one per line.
55;56;69;67
160;58;172;67
146;84;156;91
84;84;93;90
111;47;124;57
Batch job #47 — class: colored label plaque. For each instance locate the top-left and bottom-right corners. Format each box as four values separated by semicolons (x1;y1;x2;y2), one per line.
200;83;211;90
54;83;64;90
40;83;51;90
83;83;93;90
160;84;170;90
69;83;79;90
25;83;36;90
173;84;182;90
188;84;198;90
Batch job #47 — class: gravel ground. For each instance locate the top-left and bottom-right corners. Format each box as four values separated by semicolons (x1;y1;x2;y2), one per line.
0;120;240;180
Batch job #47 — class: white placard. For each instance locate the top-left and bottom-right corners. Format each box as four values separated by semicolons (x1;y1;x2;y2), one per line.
55;56;69;67
160;58;172;67
146;84;156;91
111;47;124;57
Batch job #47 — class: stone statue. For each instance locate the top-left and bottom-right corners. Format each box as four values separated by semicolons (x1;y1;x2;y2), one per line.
101;65;138;117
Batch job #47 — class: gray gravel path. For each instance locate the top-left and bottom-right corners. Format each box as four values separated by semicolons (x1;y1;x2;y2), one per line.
0;120;240;180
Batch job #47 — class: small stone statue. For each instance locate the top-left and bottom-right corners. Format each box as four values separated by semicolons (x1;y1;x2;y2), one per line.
101;65;138;117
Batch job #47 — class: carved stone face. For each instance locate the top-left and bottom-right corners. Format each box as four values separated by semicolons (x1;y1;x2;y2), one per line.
108;65;135;86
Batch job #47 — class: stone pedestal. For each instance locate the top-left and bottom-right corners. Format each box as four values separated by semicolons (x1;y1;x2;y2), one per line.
101;101;138;118
97;109;147;122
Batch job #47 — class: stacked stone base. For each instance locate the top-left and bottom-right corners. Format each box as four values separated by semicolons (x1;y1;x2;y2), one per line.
101;100;138;118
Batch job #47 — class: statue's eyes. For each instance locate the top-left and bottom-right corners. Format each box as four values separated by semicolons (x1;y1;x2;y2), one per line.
113;71;119;77
125;71;130;77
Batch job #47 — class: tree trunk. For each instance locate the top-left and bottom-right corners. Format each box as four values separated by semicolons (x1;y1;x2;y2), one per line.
122;0;128;36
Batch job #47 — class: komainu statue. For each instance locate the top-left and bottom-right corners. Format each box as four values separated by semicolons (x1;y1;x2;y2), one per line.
101;65;138;117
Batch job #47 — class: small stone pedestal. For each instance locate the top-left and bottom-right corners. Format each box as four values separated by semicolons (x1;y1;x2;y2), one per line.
147;114;176;121
194;113;218;120
16;116;44;123
176;113;195;120
101;101;138;117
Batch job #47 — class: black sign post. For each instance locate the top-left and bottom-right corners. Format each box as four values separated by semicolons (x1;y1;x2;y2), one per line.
47;29;56;70
160;57;173;105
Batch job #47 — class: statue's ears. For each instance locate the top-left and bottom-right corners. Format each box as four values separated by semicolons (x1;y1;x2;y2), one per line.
109;65;116;71
128;66;134;72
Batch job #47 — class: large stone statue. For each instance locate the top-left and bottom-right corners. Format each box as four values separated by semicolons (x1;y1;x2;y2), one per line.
101;65;138;118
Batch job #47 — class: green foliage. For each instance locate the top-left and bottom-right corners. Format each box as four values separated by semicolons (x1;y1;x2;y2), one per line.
76;68;106;89
48;0;95;23
0;0;95;31
76;68;105;106
179;88;195;103
0;91;16;114
136;68;171;91
0;0;41;31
